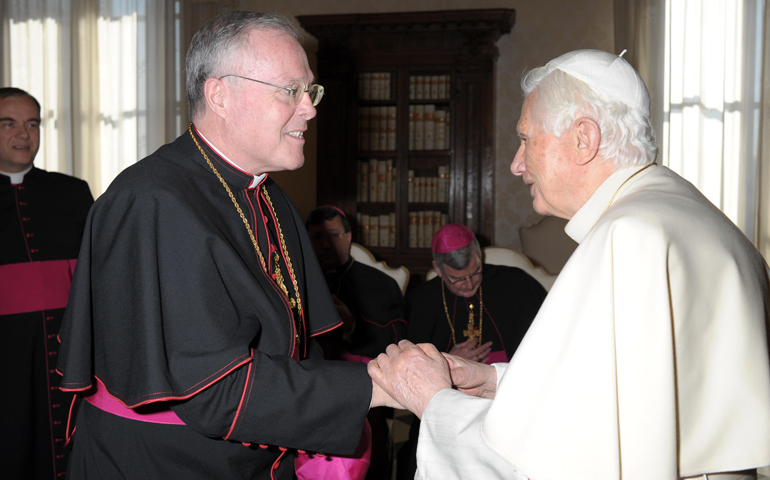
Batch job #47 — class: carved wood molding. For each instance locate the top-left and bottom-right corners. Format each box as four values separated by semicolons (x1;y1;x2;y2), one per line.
300;9;514;53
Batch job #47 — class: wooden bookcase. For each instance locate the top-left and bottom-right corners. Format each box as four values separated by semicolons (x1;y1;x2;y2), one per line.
299;9;515;281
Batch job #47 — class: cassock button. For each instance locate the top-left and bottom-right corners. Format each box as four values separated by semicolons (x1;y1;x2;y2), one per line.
263;215;269;224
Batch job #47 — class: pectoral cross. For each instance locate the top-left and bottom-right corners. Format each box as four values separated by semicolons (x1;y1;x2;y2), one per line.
463;304;480;342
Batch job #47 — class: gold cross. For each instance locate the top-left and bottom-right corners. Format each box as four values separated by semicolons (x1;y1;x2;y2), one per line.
463;304;480;342
463;321;480;342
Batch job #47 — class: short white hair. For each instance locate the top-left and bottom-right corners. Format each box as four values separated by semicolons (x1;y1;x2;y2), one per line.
521;67;657;169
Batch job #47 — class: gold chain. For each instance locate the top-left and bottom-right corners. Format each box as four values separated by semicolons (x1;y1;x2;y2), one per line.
260;185;303;319
441;281;483;347
188;125;302;339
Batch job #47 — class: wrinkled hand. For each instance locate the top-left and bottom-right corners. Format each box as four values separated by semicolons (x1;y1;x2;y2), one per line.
448;339;493;363
441;353;497;399
332;295;355;333
370;376;405;410
368;340;452;419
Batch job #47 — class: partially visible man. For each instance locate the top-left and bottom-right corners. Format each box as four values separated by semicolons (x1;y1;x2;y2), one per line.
397;222;546;480
306;205;406;361
307;205;406;480
57;12;395;479
0;87;93;479
369;50;770;480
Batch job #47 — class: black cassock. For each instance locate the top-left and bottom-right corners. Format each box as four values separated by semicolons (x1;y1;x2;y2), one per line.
321;257;407;480
322;257;406;359
0;167;93;479
398;263;547;480
406;263;546;359
57;129;372;479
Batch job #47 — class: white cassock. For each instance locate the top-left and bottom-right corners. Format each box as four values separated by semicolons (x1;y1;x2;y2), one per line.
416;164;770;480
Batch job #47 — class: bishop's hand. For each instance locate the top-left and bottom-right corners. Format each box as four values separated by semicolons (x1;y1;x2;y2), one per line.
368;340;452;419
448;338;493;363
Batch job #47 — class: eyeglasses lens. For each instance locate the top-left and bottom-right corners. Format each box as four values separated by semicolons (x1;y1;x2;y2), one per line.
290;83;324;106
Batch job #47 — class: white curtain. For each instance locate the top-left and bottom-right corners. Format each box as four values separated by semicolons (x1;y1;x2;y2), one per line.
663;0;765;242
3;1;74;175
1;0;186;195
616;0;768;259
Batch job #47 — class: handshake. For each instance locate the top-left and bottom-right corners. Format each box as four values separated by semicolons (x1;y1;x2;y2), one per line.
367;340;498;419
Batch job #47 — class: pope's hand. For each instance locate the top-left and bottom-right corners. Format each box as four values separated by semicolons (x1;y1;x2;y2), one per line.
368;340;452;419
442;353;497;399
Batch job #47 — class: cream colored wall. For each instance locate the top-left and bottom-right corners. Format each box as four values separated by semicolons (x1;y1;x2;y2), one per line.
238;0;615;247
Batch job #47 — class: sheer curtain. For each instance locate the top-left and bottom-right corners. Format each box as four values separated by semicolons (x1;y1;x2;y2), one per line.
616;0;769;260
0;0;188;195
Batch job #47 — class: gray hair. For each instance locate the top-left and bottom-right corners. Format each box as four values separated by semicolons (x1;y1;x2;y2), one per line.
186;11;303;121
433;237;482;271
521;67;657;168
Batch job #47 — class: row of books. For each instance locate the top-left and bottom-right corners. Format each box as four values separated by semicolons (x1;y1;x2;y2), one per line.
409;105;450;151
358;159;397;203
355;211;450;249
408;167;449;203
358;72;392;100
358;106;397;152
357;213;396;248
409;75;450;100
409;211;449;248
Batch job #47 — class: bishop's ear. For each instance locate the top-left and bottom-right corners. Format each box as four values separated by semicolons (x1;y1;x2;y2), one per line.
572;117;601;166
203;77;227;119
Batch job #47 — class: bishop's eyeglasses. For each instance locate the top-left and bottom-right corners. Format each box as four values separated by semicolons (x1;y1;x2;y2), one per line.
444;267;483;285
219;74;325;106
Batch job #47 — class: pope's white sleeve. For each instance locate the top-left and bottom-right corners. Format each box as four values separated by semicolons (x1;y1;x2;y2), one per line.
415;388;527;480
493;362;508;392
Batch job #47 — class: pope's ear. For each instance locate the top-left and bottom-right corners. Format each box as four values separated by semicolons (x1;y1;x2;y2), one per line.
203;77;227;119
573;117;601;166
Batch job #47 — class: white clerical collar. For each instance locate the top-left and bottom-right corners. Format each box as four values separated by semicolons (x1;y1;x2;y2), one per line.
565;163;657;244
0;164;33;185
197;130;265;188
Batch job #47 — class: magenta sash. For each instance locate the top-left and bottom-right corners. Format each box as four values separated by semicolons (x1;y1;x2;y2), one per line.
0;259;76;315
84;378;185;425
295;418;371;480
486;350;508;364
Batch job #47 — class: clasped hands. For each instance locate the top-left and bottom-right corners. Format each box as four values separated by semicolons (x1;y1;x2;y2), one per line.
369;340;497;419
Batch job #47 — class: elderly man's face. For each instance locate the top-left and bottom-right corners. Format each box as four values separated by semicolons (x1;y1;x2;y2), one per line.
510;92;576;219
224;29;316;174
0;95;40;173
308;215;352;270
